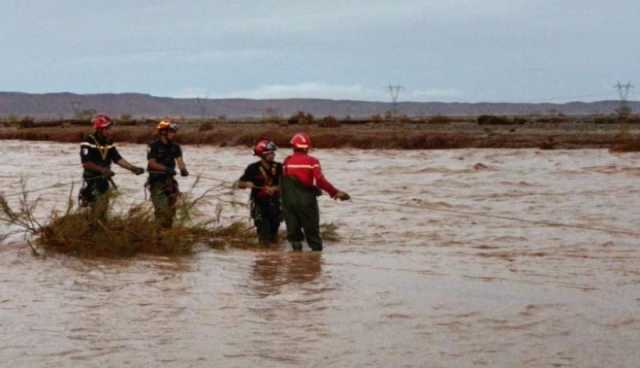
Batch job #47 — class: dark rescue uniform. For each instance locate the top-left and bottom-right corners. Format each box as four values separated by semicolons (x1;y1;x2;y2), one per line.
79;133;122;214
239;161;283;244
147;139;183;228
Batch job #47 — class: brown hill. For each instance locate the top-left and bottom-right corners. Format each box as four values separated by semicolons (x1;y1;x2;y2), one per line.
0;92;637;120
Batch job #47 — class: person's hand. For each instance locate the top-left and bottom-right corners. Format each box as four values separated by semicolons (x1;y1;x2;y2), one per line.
264;186;278;195
132;166;144;175
166;168;177;176
335;191;350;201
180;168;189;177
102;168;115;178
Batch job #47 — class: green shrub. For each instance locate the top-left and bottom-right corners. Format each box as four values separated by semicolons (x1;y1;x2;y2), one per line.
477;115;513;125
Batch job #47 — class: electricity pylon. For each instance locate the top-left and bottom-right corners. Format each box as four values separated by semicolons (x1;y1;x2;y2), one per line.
387;84;403;117
614;81;634;118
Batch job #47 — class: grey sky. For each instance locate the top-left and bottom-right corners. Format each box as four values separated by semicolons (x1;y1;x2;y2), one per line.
1;0;638;102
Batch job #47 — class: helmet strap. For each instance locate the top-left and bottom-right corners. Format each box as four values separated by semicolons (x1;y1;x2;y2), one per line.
159;130;170;142
260;152;274;162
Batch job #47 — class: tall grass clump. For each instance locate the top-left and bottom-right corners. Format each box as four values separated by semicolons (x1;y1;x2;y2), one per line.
0;180;260;258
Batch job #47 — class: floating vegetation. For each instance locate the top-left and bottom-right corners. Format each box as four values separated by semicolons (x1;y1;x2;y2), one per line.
0;180;342;258
0;180;260;257
319;223;340;242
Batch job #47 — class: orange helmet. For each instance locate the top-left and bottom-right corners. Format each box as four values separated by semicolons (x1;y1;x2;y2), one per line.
254;139;277;157
157;120;178;132
290;132;311;150
92;114;113;129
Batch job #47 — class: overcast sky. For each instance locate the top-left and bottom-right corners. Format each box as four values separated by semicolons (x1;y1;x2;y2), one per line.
1;0;638;102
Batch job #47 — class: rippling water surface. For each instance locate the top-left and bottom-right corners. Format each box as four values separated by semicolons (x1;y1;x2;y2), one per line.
1;141;639;367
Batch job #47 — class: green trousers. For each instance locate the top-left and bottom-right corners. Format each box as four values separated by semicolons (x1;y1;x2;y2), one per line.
79;177;111;221
149;179;179;228
280;176;322;251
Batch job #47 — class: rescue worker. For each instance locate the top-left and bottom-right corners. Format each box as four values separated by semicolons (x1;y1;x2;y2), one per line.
237;138;283;245
281;133;350;251
146;120;189;228
79;114;145;219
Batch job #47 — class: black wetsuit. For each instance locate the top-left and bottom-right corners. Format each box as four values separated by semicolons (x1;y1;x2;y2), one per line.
79;133;122;206
147;138;183;227
239;161;283;244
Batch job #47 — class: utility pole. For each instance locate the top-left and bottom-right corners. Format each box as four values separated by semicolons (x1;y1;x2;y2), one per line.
70;100;82;119
387;84;403;117
614;81;634;119
195;95;208;120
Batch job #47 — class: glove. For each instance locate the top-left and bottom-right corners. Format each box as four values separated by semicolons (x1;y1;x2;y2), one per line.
335;191;350;201
102;169;115;178
132;166;144;175
180;168;189;177
165;168;177;176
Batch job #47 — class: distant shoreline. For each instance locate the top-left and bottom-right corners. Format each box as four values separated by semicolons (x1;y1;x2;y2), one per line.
1;116;639;151
2;91;640;119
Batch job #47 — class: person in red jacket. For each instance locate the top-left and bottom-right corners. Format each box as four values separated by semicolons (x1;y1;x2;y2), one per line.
280;132;349;251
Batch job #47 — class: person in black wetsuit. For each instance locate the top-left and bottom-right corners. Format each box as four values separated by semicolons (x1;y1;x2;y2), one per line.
146;120;189;228
237;138;283;245
79;114;145;219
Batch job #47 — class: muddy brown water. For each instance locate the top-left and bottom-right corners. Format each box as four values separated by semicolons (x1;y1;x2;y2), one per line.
1;140;639;367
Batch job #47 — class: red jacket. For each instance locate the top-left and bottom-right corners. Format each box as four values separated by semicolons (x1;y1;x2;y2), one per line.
283;152;339;198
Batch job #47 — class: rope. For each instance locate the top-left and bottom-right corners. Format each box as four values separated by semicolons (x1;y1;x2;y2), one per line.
351;196;640;238
0;172;236;198
1;181;79;198
197;173;236;186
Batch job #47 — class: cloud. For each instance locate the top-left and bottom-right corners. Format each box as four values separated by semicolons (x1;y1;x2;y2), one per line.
2;1;638;102
175;82;463;102
410;88;463;101
214;82;387;100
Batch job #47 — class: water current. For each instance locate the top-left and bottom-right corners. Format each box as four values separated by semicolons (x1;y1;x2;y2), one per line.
1;141;639;367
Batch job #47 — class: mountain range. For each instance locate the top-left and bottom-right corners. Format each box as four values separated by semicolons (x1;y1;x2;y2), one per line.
1;92;637;119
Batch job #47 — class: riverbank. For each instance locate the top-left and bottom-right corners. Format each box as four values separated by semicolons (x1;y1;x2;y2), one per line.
1;118;639;150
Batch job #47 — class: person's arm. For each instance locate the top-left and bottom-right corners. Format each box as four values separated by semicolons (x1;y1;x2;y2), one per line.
176;157;189;176
116;158;144;174
146;144;174;175
312;162;339;198
148;159;174;175
312;161;349;200
237;181;255;189
237;165;256;189
264;164;282;195
109;147;143;174
82;162;114;176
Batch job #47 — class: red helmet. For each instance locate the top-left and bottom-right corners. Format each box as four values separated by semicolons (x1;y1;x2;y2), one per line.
92;114;113;129
254;139;277;157
290;132;311;150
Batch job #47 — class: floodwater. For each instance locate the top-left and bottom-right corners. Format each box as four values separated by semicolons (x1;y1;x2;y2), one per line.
1;140;639;367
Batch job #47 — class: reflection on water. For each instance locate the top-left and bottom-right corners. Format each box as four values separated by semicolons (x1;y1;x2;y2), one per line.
251;252;323;297
1;142;640;367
